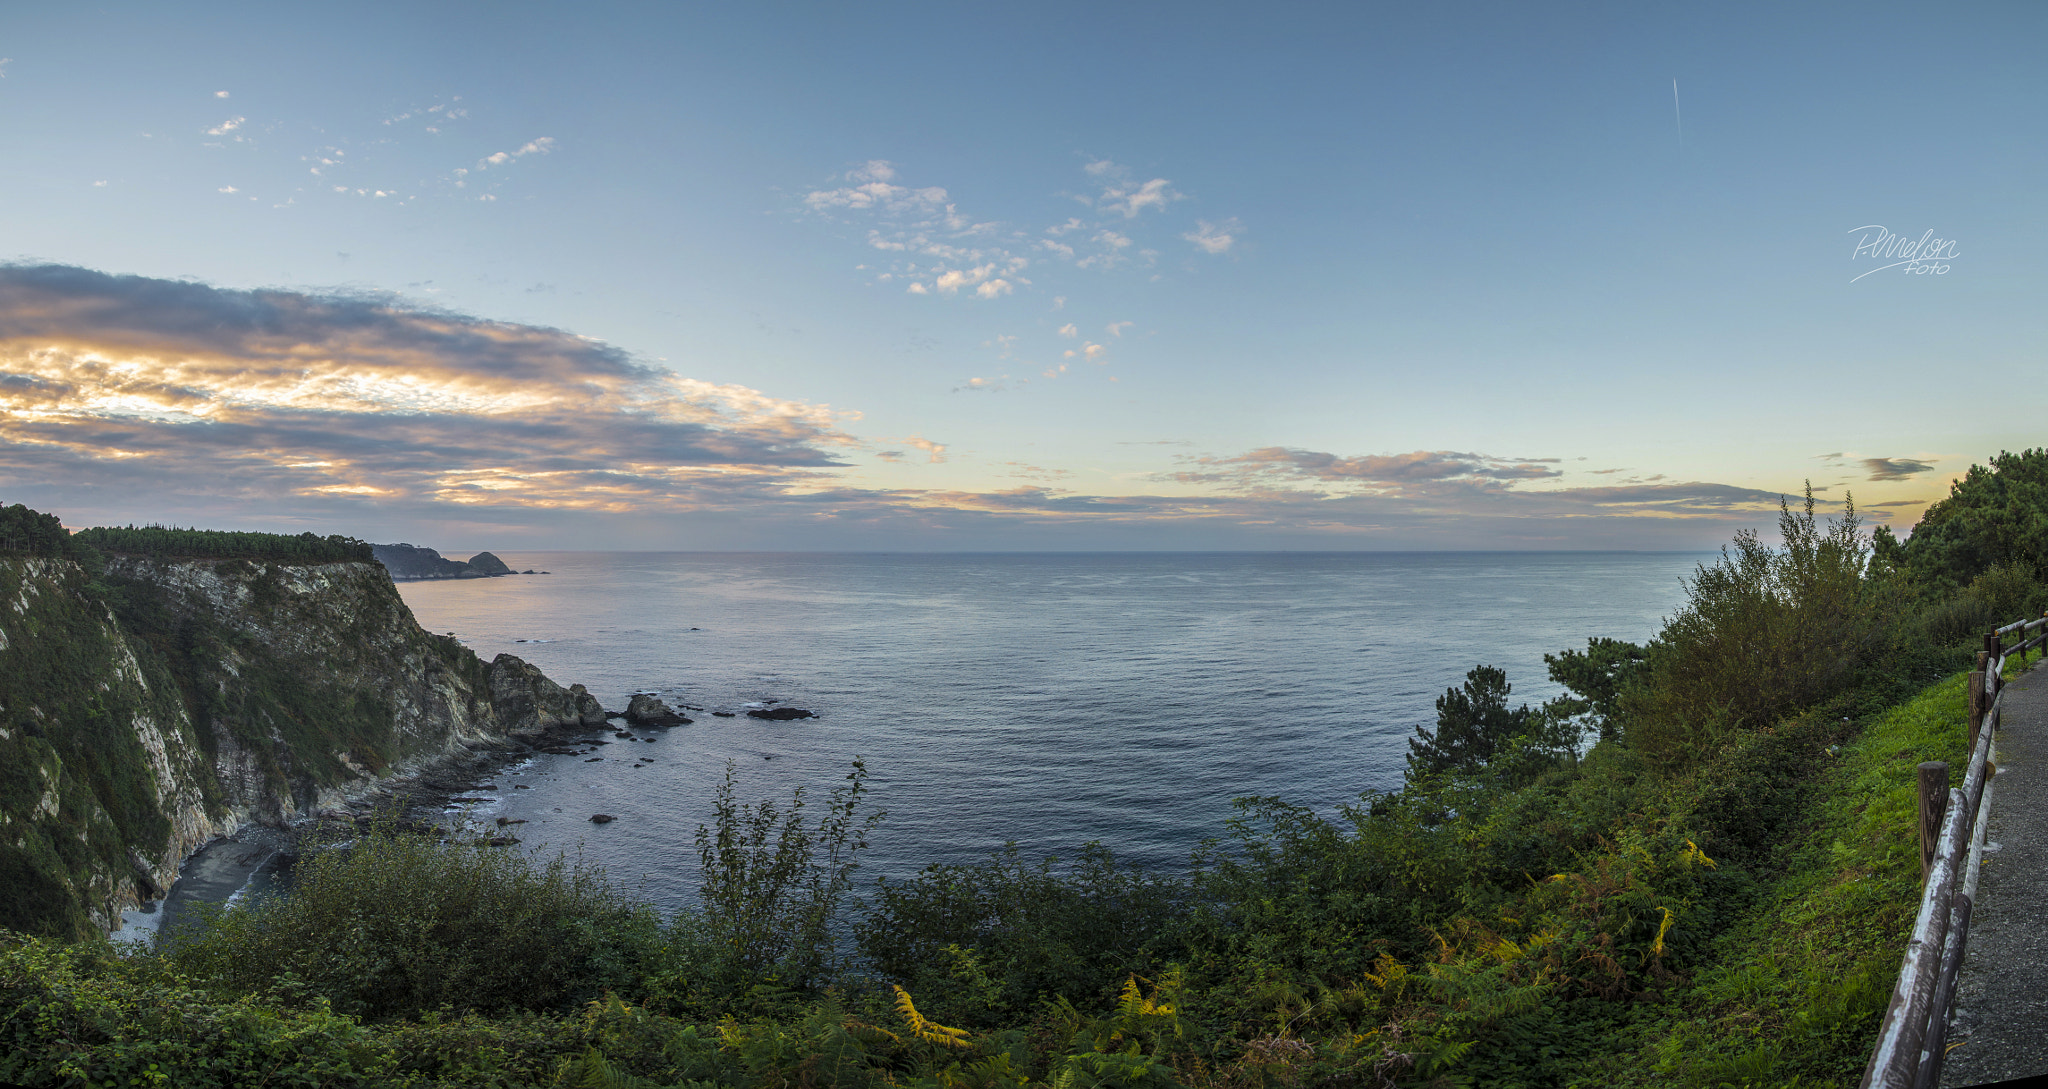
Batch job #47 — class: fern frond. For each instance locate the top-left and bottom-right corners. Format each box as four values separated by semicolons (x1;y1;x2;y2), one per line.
894;985;972;1048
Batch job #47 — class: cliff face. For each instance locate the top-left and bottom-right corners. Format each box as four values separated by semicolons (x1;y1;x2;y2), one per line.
0;553;601;939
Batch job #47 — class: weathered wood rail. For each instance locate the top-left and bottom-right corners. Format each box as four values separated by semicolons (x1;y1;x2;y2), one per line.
1861;615;2048;1089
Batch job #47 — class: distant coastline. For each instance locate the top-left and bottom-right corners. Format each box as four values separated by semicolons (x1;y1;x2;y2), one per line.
371;542;548;580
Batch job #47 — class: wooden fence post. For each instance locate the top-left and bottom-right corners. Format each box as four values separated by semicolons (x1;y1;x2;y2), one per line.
1969;669;1986;752
1919;762;1949;883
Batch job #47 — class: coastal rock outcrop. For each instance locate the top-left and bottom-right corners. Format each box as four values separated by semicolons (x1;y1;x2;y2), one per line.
747;707;816;720
370;542;489;580
487;655;600;738
0;538;595;940
467;551;514;576
626;693;690;727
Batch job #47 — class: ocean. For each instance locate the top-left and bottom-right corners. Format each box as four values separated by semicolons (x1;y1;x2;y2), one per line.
374;551;1708;917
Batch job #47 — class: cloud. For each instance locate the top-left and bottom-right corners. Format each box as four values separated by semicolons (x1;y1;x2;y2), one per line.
1085;161;1181;218
1173;448;1568;491
1106;321;1133;337
1861;457;1935;481
205;116;247;137
1057;323;1078;338
880;435;947;463
214;90;230;98
0;265;859;522
477;137;554;169
0;58;12;78
218;186;238;194
1184;218;1241;254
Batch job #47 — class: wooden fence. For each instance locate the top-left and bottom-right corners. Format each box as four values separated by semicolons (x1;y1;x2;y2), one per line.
1861;615;2048;1089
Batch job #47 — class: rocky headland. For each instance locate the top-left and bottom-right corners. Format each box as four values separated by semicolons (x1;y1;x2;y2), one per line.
370;542;539;581
0;540;602;939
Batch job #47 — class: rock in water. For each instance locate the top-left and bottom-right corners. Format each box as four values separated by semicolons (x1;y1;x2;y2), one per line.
570;684;609;728
626;693;691;726
589;814;616;824
746;707;816;720
467;551;515;576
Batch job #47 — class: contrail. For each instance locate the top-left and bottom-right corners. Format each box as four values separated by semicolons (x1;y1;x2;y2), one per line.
1673;79;1682;145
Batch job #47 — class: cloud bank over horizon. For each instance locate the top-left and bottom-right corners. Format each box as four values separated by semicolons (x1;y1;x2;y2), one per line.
0;265;1902;550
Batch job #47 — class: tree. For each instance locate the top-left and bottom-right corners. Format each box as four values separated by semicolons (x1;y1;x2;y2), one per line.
1406;665;1534;781
1542;637;1649;747
1901;448;2048;592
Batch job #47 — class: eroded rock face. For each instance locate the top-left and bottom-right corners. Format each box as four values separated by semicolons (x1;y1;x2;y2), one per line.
626;693;690;727
467;552;514;576
487;654;588;738
570;684;609;727
0;552;590;939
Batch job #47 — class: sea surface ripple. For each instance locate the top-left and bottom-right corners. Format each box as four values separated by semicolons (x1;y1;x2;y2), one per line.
395;551;1706;916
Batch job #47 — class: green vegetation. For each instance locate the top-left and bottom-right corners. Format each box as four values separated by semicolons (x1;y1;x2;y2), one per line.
0;503;89;558
157;820;663;1022
1885;447;2048;593
0;554;196;940
1;504;492;943
74;524;374;563
6;452;2048;1086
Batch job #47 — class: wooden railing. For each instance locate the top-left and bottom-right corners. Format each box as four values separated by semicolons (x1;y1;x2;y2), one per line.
1861;615;2048;1089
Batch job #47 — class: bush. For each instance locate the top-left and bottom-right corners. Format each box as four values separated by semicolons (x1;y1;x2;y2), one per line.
157;822;659;1022
1917;562;2047;647
1899;447;2048;592
645;758;883;1016
856;842;1189;1024
1625;487;1906;767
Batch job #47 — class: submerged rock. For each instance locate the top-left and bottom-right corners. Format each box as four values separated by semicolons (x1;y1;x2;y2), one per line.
746;707;816;721
589;814;616;824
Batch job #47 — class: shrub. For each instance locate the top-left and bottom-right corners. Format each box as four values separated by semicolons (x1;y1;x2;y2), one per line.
1625;487;1905;767
156;822;659;1022
1899;447;2048;591
686;759;883;994
856;842;1188;1024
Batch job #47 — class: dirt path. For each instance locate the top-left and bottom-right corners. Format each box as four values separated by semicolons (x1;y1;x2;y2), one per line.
1940;659;2048;1086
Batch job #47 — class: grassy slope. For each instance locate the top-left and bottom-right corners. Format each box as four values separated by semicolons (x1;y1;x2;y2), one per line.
1591;659;2026;1087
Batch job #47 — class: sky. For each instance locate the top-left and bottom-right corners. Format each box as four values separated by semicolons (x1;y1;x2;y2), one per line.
0;2;2041;550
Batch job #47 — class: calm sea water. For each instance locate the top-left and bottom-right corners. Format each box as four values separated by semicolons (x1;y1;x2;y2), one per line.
381;551;1706;917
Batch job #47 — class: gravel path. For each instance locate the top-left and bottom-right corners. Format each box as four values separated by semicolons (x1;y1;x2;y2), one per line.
1940;658;2048;1086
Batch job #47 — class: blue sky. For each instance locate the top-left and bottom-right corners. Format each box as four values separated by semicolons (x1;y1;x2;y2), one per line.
0;2;2041;549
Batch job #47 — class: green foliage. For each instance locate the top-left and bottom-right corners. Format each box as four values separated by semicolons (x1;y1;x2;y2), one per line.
1404;664;1536;780
1917;562;2048;647
1542;637;1649;746
857;843;1189;1024
0;502;84;558
1626;487;1906;768
1899;447;2048;591
0;554;193;940
682;760;883;996
74;523;374;563
156;822;661;1022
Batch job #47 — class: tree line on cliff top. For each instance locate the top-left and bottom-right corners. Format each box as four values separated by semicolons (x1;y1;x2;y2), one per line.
0;508;373;564
3;449;2048;1088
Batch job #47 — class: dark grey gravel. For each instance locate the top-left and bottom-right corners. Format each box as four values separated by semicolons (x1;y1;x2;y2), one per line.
1940;659;2048;1086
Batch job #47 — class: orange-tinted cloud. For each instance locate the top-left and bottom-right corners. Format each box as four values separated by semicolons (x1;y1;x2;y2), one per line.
0;264;857;521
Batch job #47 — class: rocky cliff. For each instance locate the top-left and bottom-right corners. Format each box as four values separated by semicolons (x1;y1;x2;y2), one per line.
0;550;602;939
